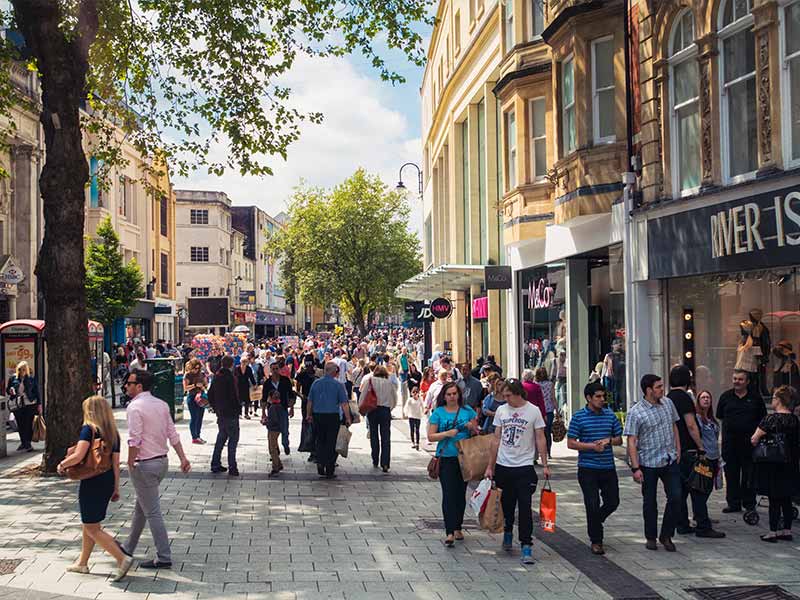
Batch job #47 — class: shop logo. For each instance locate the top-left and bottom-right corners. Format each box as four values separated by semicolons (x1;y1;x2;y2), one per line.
529;279;555;310
430;297;453;319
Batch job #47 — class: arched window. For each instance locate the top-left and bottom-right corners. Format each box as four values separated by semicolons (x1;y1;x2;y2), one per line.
718;0;757;182
782;0;800;167
669;9;700;195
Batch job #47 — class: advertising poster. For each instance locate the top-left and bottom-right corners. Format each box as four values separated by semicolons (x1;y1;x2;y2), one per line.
4;336;35;383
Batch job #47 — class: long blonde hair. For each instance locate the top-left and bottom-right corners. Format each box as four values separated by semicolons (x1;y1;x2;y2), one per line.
82;395;118;443
16;361;30;378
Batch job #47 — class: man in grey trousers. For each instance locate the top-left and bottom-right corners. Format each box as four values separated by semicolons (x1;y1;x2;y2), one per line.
118;369;191;569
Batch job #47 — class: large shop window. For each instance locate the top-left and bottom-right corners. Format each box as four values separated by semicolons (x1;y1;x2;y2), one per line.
592;37;616;144
521;265;566;370
667;268;800;406
783;0;800;167
719;0;757;182
562;56;576;155
669;9;700;195
530;97;547;180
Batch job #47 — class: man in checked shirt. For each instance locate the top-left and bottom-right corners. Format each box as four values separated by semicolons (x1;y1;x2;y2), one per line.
624;374;682;553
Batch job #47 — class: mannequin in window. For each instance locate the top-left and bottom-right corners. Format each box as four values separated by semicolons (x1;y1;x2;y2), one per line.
602;338;626;411
772;340;800;391
735;319;760;395
748;308;771;397
554;338;567;411
541;338;555;376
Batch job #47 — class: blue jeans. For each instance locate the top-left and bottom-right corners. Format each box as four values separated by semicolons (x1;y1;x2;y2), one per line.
278;406;290;451
641;461;682;540
186;395;205;440
212;416;240;471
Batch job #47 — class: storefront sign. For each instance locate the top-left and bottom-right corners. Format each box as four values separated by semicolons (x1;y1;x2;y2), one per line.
649;186;800;278
485;265;512;290
430;297;453;319
234;310;256;324
528;278;556;310
472;296;488;320
404;301;434;322
239;290;256;305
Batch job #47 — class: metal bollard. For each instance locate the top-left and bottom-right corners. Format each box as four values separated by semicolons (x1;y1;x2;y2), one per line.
0;396;8;458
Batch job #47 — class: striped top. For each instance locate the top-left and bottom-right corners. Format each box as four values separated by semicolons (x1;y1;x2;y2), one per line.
567;406;623;469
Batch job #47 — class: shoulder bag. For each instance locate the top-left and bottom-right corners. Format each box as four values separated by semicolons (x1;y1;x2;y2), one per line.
753;432;790;464
65;428;113;481
427;407;460;480
358;379;378;416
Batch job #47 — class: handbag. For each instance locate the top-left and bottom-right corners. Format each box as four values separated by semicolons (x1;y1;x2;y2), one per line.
427;407;461;480
688;455;714;495
456;433;495;482
753;432;790;464
358;381;378;416
539;478;556;533
249;387;262;404
65;428;113;481
551;410;567;443
31;415;46;443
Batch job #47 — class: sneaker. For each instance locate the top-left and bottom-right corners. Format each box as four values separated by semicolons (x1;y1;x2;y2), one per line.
520;545;534;564
111;557;133;581
192;439;203;444
228;469;240;477
197;438;207;444
645;539;658;551
210;466;227;473
590;543;605;555
115;540;132;558
502;532;513;551
284;447;291;456
138;559;172;569
696;529;726;539
65;564;89;574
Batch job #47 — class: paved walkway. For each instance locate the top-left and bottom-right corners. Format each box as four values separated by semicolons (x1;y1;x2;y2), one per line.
2;408;800;599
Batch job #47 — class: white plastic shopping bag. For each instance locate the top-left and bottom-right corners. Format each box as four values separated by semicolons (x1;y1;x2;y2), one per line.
469;477;493;516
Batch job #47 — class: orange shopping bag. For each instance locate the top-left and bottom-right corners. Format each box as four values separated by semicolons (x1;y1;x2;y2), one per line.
539;478;556;533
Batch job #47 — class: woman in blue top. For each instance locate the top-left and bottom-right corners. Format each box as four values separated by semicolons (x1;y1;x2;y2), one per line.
427;382;479;547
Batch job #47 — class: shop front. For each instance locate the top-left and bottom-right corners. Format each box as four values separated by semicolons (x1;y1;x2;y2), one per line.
154;300;176;342
255;310;287;339
112;299;155;345
648;183;800;405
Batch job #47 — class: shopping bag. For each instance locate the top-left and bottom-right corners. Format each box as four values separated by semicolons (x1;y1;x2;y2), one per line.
249;387;262;404
539;479;556;533
456;434;495;481
551;411;567;443
31;415;46;443
688;456;714;495
469;477;493;516
479;486;504;533
298;419;314;453
5;412;17;433
348;399;361;424
335;425;352;458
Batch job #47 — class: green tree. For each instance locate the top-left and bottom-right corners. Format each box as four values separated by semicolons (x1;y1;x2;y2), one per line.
0;0;432;470
273;170;421;336
85;215;144;405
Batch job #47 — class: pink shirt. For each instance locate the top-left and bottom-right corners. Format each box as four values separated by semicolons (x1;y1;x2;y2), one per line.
127;391;180;459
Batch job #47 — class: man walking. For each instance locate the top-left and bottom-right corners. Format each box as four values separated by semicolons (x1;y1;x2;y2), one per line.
567;381;623;555
716;369;766;514
263;362;296;455
461;365;485;419
120;369;191;569
307;361;352;479
624;374;682;552
668;365;725;538
209;355;241;476
295;357;318;462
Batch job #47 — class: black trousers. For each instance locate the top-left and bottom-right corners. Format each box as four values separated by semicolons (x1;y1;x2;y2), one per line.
13;405;36;448
408;418;421;445
494;464;538;545
439;457;467;535
678;452;713;531
722;444;756;510
577;467;620;544
768;496;794;532
367;406;392;468
313;413;340;475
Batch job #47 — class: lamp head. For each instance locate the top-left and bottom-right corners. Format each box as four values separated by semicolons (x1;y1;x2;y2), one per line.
396;180;406;191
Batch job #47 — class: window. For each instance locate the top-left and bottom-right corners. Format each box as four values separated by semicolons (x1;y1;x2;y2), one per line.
782;0;800;166
424;215;433;267
530;97;547;180
454;10;462;54
160;253;168;295
461;120;470;262
504;0;514;52
160;196;168;236
190;209;209;225
719;0;757;181
190;246;209;262
505;109;517;190
190;287;210;297
669;10;701;195
118;176;129;219
562;56;576;155
478;99;488;263
531;0;544;38
592;37;616;143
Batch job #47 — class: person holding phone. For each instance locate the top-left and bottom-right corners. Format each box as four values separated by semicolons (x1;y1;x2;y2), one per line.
567;381;623;555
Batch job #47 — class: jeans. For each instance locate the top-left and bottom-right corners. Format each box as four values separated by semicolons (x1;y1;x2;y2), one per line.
544;412;554;457
278;406;290;451
722;443;756;510
313;413;340;475
494;464;538;545
577;467;620;544
12;404;36;448
555;378;567;410
678;451;712;531
367;406;392;468
186;396;205;440
439;457;467;535
125;457;171;563
409;418;421;445
768;496;794;532
641;461;682;541
211;416;240;470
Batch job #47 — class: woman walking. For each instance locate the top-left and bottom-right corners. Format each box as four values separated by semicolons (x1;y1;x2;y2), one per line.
407;386;423;450
236;355;257;419
360;365;397;472
56;395;132;581
536;367;556;458
751;385;800;542
485;379;549;564
6;361;41;452
407;363;423;397
184;358;208;444
428;382;479;547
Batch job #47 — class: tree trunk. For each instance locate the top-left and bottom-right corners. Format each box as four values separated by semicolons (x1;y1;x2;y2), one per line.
351;302;368;337
13;0;98;472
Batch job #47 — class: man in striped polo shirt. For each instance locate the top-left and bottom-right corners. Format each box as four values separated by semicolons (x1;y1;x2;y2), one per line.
567;381;623;555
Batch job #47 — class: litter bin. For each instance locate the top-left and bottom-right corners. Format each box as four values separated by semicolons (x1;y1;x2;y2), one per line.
145;357;184;422
0;396;7;458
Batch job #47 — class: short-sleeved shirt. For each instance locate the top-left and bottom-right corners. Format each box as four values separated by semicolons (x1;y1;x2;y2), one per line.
623;397;680;467
567;406;623;469
668;389;697;451
716;389;767;440
79;425;120;453
429;405;478;458
308;375;348;414
493;402;545;467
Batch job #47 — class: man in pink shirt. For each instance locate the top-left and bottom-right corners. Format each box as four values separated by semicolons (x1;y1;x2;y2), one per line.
118;369;190;569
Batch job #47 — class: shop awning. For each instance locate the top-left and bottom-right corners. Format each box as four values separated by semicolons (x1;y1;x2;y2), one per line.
395;264;486;300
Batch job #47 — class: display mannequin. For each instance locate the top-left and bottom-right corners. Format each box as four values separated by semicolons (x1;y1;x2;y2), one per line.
554;338;567;410
772;340;800;391
735;320;760;396
748;309;771;397
602;338;626;411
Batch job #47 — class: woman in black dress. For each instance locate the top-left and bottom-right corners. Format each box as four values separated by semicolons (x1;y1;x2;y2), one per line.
407;363;422;395
751;385;800;542
57;395;131;581
237;355;257;418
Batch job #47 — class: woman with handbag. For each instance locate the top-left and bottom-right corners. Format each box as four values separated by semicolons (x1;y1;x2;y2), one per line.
695;390;721;496
184;358;209;444
236;355;257;419
427;382;479;547
56;395;132;581
360;365;397;472
6;361;40;452
751;385;800;542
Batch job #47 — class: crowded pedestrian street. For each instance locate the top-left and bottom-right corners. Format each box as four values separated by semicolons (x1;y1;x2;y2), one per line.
1;407;800;600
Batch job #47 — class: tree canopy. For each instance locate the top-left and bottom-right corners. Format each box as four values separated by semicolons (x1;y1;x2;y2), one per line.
272;169;421;334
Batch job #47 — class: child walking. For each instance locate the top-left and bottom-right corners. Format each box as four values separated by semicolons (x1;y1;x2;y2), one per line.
262;390;284;476
407;386;423;450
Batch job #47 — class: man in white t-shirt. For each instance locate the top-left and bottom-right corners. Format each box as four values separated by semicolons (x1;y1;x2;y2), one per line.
332;349;350;389
485;378;549;565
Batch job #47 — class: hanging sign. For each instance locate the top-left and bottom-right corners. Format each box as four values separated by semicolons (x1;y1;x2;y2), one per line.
430;297;453;319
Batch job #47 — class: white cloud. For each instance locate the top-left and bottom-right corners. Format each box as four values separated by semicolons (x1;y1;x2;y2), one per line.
173;54;423;228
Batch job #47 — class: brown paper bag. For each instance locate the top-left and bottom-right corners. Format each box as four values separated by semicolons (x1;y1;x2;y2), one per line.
479;486;504;533
456;434;495;481
31;415;46;443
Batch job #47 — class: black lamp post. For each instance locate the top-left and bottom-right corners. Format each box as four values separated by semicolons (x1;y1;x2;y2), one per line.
396;162;423;197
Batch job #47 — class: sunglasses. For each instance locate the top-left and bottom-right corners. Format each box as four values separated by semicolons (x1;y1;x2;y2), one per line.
125;380;139;386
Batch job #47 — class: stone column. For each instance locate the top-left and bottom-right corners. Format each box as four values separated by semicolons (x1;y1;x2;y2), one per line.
752;0;779;172
695;33;718;189
565;258;589;420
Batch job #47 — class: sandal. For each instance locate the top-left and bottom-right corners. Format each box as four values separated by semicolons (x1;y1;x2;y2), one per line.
444;535;455;547
65;564;89;574
761;534;778;543
454;530;464;541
